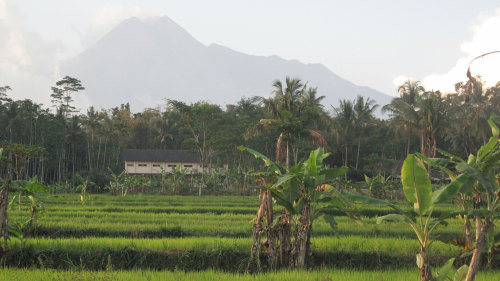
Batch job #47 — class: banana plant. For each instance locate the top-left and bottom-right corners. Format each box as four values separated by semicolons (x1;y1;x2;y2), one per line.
415;151;475;250
273;147;354;267
1;149;48;250
170;164;188;195
239;146;354;268
9;176;48;237
108;169;128;196
364;174;392;199
159;167;168;193
76;173;94;204
455;115;500;281
347;154;470;281
416;114;500;281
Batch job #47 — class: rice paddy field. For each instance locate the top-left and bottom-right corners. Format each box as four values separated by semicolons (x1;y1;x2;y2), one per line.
2;194;500;280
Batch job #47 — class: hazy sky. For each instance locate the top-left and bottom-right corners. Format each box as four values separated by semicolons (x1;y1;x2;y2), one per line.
1;0;500;106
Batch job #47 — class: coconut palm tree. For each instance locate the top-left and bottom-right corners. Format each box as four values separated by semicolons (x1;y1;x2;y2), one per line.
246;77;327;167
417;91;448;157
353;96;379;169
383;80;424;155
332;99;356;169
446;78;492;156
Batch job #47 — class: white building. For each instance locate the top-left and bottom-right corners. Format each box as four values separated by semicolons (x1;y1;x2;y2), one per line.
123;149;202;174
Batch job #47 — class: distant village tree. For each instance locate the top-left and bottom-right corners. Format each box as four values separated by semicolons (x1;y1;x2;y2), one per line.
167;100;228;196
0;86;11;101
51;76;85;118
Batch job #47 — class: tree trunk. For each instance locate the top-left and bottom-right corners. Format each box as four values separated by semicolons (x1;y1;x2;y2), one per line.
431;133;437;158
199;165;204;197
247;184;275;272
292;144;299;167
286;140;290;168
102;140;107;170
290;201;312;268
278;209;291;267
97;139;101;170
344;145;348;180
420;134;425;157
87;139;92;171
344;145;348;168
355;139;361;169
264;189;276;261
464;215;473;250
465;217;491;281
72;143;76;180
407;133;411;155
419;247;431;281
0;173;11;253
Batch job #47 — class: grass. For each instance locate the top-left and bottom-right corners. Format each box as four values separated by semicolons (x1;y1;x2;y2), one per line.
34;194;462;217
2;268;500;281
9;235;461;256
3;193;499;275
10;205;487;239
4;235;461;271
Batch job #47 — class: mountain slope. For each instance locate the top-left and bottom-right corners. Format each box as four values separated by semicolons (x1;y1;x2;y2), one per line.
62;16;393;111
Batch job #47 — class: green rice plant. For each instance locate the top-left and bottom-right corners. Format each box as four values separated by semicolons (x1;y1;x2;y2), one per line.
3;235;463;271
9;204;490;240
1;268;500;281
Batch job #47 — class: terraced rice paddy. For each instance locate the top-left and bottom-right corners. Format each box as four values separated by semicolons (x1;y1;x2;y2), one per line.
2;194;500;280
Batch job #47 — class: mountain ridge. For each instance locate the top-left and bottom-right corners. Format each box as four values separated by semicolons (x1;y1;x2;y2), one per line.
62;16;393;111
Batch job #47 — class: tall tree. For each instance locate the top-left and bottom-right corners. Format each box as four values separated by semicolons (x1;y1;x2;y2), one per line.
448;77;492;156
383;80;424;155
168;100;229;196
51;76;85;118
0;86;11;101
332;99;355;169
247;77;327;167
417;91;447;157
353;96;379;169
82;106;101;170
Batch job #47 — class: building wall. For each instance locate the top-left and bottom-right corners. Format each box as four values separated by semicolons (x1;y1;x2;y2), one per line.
125;161;202;174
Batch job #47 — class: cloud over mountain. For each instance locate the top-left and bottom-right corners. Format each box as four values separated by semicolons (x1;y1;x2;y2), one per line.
62;16;393;111
0;0;63;106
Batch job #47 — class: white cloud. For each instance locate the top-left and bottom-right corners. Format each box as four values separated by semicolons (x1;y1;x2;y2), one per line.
0;1;160;111
394;8;500;93
392;75;417;91
0;0;66;107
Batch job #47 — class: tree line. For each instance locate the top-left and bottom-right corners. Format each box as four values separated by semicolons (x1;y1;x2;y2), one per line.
0;76;499;189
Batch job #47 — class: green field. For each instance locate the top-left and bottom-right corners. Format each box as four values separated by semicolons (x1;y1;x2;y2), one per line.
2;194;500;280
2;268;500;281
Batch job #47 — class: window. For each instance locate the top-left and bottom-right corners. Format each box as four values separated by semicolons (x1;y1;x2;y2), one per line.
153;164;160;167
138;164;147;167
126;163;134;167
184;164;193;168
168;165;176;167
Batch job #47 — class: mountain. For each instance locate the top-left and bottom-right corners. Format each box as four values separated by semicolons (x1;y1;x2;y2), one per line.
62;16;393;111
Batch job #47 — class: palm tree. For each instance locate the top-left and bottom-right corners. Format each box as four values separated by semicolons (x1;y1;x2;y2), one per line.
417;91;447;157
383;80;424;155
246;77;327;167
353;96;379;169
446;78;492;156
332;99;356;169
82;106;101;170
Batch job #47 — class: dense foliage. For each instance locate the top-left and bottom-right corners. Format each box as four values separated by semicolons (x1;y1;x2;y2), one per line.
0;77;499;192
